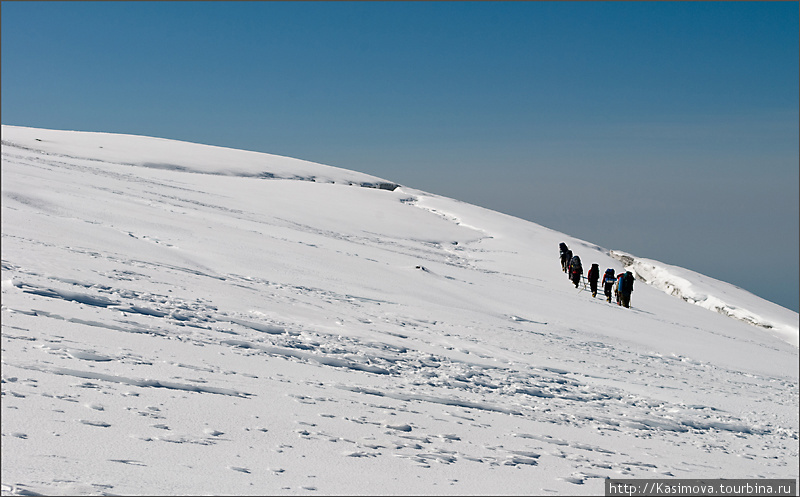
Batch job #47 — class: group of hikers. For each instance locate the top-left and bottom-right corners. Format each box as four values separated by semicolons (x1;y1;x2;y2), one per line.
559;242;635;308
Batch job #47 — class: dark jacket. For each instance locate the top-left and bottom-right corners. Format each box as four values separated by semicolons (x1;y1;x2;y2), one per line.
620;271;635;294
569;255;582;274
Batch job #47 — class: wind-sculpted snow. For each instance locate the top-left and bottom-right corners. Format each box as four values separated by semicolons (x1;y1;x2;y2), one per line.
0;125;398;190
12;363;252;398
610;250;799;347
2;125;797;495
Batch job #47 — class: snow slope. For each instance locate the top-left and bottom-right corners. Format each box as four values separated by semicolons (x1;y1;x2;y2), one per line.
610;251;798;347
2;125;798;495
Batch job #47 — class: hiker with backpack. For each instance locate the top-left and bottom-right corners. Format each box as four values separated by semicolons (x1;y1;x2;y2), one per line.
569;255;583;288
619;271;635;308
615;272;625;305
559;243;570;272
601;268;616;303
587;263;600;298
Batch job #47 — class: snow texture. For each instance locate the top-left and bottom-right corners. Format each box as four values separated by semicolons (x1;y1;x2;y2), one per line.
609;251;798;347
2;125;798;495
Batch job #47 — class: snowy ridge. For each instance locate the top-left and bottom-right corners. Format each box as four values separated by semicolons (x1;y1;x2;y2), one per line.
610;250;799;347
2;125;797;495
0;125;399;190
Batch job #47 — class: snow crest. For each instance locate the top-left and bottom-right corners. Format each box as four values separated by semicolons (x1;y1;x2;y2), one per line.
610;250;799;347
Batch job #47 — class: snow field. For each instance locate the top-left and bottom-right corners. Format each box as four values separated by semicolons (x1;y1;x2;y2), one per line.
2;125;797;495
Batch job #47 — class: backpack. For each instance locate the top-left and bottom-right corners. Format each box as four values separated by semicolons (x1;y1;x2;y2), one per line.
570;255;582;273
603;268;615;285
622;272;635;292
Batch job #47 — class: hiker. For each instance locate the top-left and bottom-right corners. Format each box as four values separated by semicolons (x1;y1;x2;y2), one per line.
619;271;635;308
569;255;583;288
615;272;625;305
559;243;570;272
601;268;616;303
587;263;600;297
563;248;573;274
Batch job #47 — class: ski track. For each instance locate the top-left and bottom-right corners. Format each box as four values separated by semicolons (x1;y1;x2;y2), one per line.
2;135;798;495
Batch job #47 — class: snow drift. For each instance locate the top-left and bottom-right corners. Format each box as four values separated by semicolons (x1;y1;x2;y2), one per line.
610;251;799;347
2;125;797;496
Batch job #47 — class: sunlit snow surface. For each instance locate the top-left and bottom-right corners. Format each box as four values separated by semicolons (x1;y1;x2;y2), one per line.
2;125;798;495
609;251;798;347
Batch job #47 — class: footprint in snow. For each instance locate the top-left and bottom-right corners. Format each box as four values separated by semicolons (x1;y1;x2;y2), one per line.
66;350;113;362
79;420;111;428
437;433;461;441
109;459;147;467
385;423;412;432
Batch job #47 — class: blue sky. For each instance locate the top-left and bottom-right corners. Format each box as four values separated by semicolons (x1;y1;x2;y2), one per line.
3;1;798;312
